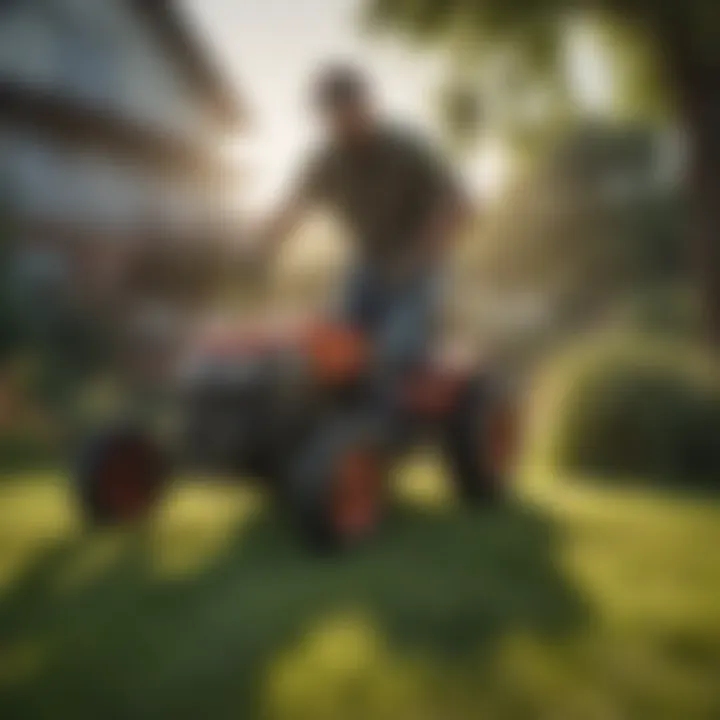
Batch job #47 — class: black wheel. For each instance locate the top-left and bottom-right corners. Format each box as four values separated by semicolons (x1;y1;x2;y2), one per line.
442;375;516;505
76;427;169;525
287;418;387;552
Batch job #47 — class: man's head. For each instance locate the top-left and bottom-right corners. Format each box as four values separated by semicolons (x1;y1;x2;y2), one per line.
312;63;376;143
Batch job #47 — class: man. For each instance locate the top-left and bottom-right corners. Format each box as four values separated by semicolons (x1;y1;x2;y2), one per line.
255;63;468;374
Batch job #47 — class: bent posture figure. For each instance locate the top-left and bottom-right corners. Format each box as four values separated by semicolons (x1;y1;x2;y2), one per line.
256;63;469;374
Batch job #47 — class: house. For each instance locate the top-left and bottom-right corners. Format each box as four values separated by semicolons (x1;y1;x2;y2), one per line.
0;0;245;310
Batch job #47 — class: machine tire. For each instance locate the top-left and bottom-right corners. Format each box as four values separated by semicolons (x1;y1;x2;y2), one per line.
442;376;514;505
76;427;169;525
287;418;387;552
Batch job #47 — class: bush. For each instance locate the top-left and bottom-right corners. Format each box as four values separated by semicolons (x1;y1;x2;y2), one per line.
0;357;66;475
0;428;60;475
540;334;720;488
613;285;703;339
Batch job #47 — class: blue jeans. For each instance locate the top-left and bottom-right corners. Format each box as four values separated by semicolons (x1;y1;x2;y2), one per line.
337;266;441;372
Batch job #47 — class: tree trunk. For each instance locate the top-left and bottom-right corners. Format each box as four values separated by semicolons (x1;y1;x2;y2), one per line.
679;64;720;344
691;142;720;346
658;17;720;344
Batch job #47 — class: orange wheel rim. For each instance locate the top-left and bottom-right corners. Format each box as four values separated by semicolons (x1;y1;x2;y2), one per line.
332;450;382;539
306;324;368;385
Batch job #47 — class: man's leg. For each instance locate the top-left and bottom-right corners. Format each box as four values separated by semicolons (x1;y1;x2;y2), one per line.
335;266;439;370
333;268;440;438
333;265;383;333
375;272;440;373
366;273;441;445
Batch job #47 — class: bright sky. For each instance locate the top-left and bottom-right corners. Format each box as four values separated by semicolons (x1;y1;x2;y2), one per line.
181;0;612;211
181;0;463;210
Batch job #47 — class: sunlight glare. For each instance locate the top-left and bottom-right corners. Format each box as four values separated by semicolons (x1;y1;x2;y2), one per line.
468;140;513;202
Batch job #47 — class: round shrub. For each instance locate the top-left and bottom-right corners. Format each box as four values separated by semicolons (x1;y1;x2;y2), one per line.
614;286;703;339
542;335;720;488
0;427;60;475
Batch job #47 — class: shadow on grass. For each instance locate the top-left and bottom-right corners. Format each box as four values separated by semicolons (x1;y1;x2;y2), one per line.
0;499;590;720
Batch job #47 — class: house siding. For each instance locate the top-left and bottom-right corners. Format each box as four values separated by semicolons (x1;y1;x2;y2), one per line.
0;0;221;140
0;0;240;232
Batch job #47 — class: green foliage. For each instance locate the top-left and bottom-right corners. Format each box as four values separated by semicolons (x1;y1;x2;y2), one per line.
0;210;22;359
437;79;484;150
368;0;719;136
0;241;112;405
368;0;569;51
0;207;114;470
592;14;670;120
461;121;685;346
0;428;59;475
546;335;720;487
368;0;720;347
614;285;704;339
367;0;720;63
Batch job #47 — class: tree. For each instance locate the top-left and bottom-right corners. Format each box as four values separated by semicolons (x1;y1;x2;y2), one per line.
464;122;684;310
368;0;720;343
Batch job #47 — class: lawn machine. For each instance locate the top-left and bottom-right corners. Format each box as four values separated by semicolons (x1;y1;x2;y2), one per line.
75;316;517;551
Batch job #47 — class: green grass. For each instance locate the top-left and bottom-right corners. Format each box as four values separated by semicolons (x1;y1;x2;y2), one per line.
1;463;720;719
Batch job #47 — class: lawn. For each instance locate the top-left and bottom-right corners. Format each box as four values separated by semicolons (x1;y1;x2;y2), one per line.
1;462;720;719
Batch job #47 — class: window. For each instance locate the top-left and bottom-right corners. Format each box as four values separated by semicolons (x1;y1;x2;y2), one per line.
52;9;117;107
0;0;22;15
